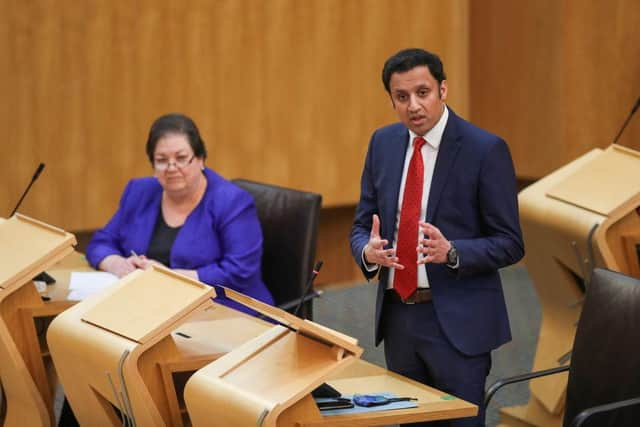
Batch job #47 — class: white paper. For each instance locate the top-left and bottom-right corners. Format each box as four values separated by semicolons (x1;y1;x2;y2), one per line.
68;271;119;301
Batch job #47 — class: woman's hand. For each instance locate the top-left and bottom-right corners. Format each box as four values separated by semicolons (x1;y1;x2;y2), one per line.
98;254;137;278
129;255;164;270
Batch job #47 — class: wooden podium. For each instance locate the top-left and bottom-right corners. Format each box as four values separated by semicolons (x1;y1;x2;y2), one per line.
47;266;220;426
48;267;367;427
0;214;76;427
184;288;363;427
47;264;477;426
504;144;640;426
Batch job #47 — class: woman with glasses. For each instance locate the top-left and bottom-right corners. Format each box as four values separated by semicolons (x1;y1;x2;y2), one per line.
86;113;274;314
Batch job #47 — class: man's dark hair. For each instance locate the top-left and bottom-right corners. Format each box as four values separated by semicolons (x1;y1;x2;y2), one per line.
145;113;207;163
382;48;447;93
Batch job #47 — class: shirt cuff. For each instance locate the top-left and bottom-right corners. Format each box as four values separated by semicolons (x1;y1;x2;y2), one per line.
361;245;379;272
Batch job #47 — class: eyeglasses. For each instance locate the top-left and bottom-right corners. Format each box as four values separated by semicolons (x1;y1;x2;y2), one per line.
153;155;195;171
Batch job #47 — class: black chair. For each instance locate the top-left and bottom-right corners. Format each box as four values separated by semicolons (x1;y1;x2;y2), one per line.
485;268;640;427
232;179;322;320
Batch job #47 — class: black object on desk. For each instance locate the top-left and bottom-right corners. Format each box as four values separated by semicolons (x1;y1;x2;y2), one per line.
34;271;56;284
317;398;354;411
311;382;341;399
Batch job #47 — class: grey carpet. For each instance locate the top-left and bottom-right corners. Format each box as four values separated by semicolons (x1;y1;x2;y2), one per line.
314;264;541;426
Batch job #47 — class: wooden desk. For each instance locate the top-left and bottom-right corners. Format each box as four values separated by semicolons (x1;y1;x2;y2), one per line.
510;144;640;426
46;254;476;426
319;361;476;426
0;215;75;427
167;319;476;427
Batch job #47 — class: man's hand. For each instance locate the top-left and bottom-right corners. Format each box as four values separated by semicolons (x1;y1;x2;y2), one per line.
417;222;451;264
364;214;404;270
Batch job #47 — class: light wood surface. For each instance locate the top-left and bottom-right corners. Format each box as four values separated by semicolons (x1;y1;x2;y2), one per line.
470;0;640;180
45;254;476;426
47;266;221;426
547;145;640;216
317;360;477;426
223;287;362;356
2;1;638;291
0;0;470;232
512;144;640;425
0;215;76;427
183;321;476;427
48;262;367;427
0;217;476;425
0;215;75;289
82;266;214;344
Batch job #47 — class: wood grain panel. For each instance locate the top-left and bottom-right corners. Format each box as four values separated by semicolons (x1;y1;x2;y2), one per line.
470;0;566;179
563;0;640;158
0;0;469;232
470;0;640;180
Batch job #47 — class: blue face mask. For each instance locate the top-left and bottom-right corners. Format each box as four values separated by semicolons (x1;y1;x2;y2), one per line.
352;394;417;407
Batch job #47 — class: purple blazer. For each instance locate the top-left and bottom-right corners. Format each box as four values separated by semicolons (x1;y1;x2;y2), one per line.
86;168;274;314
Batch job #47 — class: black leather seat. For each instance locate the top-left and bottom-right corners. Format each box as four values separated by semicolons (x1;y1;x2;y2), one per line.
232;179;322;320
485;268;640;426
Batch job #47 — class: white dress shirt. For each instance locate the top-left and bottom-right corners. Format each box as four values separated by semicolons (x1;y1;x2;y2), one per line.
362;105;450;290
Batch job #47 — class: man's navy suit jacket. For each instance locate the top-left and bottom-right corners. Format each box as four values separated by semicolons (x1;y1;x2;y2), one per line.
350;109;524;356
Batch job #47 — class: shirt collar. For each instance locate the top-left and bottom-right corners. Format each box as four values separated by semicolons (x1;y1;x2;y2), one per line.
408;105;449;149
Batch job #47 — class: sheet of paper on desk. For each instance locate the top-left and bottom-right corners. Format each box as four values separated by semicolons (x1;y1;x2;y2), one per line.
68;271;119;300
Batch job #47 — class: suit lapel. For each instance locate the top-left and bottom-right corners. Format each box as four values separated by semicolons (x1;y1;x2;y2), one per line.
426;110;462;223
383;127;409;241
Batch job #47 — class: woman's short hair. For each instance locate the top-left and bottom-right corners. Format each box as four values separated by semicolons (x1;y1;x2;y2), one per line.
145;113;207;163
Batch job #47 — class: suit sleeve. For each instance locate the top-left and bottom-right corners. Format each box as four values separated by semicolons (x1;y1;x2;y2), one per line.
350;132;380;280
85;181;134;268
454;139;524;277
195;191;264;293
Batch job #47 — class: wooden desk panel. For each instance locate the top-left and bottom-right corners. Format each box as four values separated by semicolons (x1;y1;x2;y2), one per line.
45;252;476;426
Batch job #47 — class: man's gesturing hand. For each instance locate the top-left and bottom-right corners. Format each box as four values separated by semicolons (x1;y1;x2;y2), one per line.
364;214;404;270
417;222;451;264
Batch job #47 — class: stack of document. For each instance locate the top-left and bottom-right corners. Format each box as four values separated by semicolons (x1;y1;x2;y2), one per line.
68;271;118;301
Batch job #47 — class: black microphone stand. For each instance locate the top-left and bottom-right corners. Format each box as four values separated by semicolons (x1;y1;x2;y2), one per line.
612;96;640;145
9;163;56;285
11;163;45;217
293;260;324;318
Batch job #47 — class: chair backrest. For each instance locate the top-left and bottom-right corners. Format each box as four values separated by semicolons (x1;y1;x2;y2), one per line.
232;179;322;319
564;268;640;426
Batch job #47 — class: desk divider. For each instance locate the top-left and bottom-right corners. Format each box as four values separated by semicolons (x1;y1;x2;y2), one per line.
512;143;640;426
82;266;214;344
547;144;640;216
0;214;76;289
0;214;76;427
49;261;364;427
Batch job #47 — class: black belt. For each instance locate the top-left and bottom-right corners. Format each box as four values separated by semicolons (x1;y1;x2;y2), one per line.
386;288;433;304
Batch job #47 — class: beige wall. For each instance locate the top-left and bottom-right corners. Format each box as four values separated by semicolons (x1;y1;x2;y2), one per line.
1;0;469;232
3;0;638;284
470;0;640;179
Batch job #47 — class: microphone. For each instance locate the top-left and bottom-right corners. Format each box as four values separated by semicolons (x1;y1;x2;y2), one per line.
612;96;640;145
10;163;45;217
8;163;56;286
293;260;324;318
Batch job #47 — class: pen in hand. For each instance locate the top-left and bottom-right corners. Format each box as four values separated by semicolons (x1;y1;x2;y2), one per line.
130;250;144;270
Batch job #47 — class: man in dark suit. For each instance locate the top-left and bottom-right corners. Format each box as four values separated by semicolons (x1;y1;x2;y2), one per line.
350;48;524;426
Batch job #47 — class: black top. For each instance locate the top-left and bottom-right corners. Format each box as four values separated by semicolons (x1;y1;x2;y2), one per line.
146;210;182;267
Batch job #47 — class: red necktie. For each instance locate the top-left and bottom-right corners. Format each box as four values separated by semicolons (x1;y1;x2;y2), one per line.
393;136;426;299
